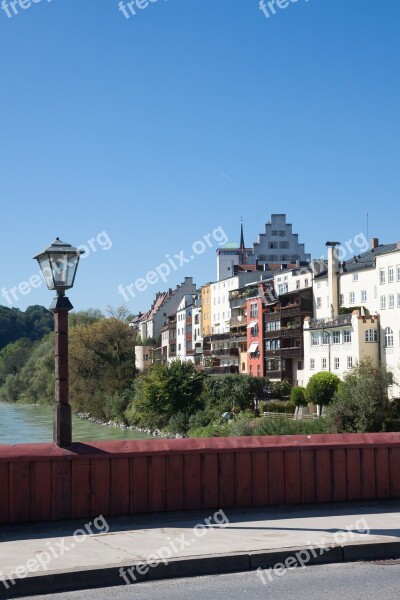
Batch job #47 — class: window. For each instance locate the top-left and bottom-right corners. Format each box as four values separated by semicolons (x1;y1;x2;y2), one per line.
317;297;322;309
333;331;341;344
249;365;253;376
385;327;394;348
361;290;367;303
389;267;394;283
266;320;280;331
365;329;378;343
310;358;315;370
268;242;278;249
347;356;353;369
250;303;258;318
322;357;327;370
380;269;386;284
334;357;340;370
322;332;330;345
380;296;386;310
305;278;309;288
311;333;319;346
266;339;280;350
344;330;352;343
250;324;259;337
271;230;279;236
398;293;400;308
257;365;261;377
349;292;355;305
279;230;286;237
296;280;301;289
352;273;359;282
280;241;289;249
389;294;395;309
339;294;345;306
397;266;400;282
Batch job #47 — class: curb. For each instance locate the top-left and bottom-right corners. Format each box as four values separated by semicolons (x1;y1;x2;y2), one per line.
2;541;400;599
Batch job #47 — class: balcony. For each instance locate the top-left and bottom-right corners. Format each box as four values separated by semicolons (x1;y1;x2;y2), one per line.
280;304;301;317
169;352;176;358
309;313;353;330
211;348;240;357
265;329;281;339
281;327;302;338
230;317;247;328
186;333;193;342
265;311;281;321
204;365;239;375
281;347;302;358
265;349;281;357
186;317;192;326
265;370;284;379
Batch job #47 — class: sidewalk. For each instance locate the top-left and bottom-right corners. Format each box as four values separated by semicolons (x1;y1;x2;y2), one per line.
1;502;400;598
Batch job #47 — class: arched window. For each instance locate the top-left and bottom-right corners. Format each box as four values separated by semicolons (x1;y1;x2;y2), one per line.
365;329;378;343
385;327;394;348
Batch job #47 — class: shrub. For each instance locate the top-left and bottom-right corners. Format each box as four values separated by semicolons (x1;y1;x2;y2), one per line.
260;400;294;414
306;372;340;407
254;417;330;436
290;386;307;407
270;379;292;399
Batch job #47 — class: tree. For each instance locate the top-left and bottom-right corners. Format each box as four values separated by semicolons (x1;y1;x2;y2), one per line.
325;359;393;433
305;372;340;408
69;318;137;417
128;360;204;430
290;386;307;407
0;339;33;384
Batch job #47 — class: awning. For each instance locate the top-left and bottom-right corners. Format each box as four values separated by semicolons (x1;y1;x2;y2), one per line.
247;321;258;329
248;342;259;353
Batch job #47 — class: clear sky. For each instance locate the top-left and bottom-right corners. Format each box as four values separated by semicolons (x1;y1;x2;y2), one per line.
0;0;399;314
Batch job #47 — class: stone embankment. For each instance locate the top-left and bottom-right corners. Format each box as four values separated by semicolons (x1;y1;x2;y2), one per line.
75;412;183;438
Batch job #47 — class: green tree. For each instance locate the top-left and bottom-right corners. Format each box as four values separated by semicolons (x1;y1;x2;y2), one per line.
128;361;204;430
290;386;307;407
325;359;392;433
305;372;340;408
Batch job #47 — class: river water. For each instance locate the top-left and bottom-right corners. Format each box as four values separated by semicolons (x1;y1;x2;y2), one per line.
0;403;151;445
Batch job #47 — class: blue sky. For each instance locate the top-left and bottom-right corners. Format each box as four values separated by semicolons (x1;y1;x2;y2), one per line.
0;0;399;314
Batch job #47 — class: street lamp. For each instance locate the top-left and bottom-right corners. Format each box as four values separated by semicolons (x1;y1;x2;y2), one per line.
33;238;84;447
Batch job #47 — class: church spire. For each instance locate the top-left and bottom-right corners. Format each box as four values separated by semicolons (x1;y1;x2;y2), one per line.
240;218;246;264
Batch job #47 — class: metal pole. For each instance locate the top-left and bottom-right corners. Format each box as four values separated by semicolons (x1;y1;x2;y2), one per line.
51;294;73;446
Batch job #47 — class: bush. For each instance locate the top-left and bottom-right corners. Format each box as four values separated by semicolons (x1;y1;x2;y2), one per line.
270;379;291;399
325;359;393;433
290;386;307;407
306;372;340;407
260;400;294;414
254;417;330;436
168;412;190;435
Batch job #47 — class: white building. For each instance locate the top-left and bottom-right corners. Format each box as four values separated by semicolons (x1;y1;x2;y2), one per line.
303;239;400;396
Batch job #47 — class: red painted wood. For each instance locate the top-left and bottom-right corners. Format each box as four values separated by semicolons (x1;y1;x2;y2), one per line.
268;451;285;505
301;450;316;504
202;453;219;509
9;462;30;522
347;448;361;501
0;463;9;523
110;458;130;516
149;456;167;512
236;453;252;507
218;453;235;508
51;460;72;520
184;454;202;510
389;448;400;498
130;456;148;513
72;460;91;519
361;448;376;500
31;461;52;521
375;447;390;499
284;451;301;504
251;452;269;506
316;450;332;503
90;459;110;518
332;448;347;502
167;455;184;511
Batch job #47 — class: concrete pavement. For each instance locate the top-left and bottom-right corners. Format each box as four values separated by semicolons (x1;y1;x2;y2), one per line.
1;502;400;598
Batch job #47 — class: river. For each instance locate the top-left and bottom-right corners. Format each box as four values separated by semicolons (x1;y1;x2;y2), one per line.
0;403;151;444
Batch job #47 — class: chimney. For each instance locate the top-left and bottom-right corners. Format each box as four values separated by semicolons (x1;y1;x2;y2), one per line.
326;242;340;316
371;238;379;250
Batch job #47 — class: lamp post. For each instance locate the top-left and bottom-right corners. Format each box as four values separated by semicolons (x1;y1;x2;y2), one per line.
33;238;83;447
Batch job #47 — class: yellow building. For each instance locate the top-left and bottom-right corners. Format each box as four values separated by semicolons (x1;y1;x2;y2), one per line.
201;283;212;337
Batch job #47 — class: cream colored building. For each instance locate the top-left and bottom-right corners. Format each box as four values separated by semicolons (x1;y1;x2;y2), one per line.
303;240;400;396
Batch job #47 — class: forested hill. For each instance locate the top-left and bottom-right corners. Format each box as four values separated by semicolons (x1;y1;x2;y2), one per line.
0;305;53;350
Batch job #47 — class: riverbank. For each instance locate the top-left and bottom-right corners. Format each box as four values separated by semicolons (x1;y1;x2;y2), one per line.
75;412;184;439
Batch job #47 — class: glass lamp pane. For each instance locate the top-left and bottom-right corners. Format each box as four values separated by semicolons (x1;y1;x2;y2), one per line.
50;252;79;289
38;255;56;290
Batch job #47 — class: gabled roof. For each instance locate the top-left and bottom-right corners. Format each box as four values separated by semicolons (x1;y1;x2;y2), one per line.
315;243;399;278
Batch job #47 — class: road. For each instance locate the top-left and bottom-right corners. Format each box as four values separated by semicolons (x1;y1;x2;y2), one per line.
19;561;400;600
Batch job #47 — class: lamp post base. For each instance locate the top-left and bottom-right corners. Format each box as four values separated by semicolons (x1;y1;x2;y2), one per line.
53;403;72;447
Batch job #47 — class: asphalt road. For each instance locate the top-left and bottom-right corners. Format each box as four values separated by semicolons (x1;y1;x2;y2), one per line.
17;561;400;600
